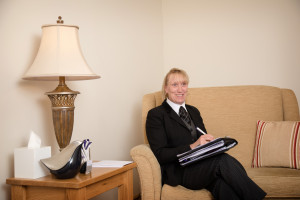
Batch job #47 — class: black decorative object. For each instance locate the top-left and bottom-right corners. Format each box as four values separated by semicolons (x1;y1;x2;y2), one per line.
41;139;91;179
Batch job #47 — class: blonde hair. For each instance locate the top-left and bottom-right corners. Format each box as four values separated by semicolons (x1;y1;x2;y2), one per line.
162;68;189;99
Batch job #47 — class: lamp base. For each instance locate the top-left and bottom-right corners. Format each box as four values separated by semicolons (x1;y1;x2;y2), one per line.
46;77;79;150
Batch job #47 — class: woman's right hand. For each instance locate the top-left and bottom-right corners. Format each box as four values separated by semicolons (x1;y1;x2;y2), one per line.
190;134;214;149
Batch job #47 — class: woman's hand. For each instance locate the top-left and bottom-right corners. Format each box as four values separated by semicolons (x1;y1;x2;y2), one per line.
190;134;214;149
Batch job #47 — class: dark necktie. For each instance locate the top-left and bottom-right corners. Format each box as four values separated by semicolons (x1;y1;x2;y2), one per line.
179;106;191;125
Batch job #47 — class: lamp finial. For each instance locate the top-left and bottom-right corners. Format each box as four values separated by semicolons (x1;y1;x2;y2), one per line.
57;16;64;24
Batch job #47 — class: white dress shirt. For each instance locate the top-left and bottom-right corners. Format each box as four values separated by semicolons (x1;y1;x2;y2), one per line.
166;98;188;116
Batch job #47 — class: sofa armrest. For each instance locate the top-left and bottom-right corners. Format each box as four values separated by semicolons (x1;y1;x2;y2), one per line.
130;144;162;200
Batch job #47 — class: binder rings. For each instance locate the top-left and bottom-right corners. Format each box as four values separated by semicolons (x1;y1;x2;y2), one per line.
177;137;238;167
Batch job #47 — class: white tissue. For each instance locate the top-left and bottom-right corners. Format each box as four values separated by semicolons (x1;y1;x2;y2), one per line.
28;130;41;149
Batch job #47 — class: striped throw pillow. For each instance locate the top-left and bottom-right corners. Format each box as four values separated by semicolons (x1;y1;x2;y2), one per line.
252;120;300;169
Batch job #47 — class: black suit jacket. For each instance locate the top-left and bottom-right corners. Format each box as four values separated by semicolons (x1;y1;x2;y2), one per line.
146;100;207;186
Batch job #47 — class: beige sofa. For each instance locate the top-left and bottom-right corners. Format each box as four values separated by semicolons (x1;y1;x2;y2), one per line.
130;85;300;200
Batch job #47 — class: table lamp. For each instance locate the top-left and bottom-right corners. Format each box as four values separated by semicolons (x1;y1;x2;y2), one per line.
23;16;100;150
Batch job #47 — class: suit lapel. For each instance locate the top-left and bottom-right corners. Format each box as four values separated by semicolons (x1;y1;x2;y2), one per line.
186;105;201;128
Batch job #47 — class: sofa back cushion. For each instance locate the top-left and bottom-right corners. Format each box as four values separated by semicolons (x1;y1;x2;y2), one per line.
142;85;299;168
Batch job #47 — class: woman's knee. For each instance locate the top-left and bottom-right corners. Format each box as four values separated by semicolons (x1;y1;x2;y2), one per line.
219;153;246;174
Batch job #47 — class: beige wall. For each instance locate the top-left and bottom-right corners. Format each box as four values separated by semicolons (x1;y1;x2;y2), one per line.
1;0;300;199
163;0;300;101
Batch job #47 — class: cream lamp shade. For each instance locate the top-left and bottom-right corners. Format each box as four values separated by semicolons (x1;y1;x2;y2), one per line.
23;17;100;150
23;24;100;81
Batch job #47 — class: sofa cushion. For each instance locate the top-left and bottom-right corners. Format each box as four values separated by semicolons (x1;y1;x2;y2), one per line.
252;120;300;169
248;167;300;197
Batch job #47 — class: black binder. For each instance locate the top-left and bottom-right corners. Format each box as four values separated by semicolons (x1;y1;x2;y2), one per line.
177;137;238;167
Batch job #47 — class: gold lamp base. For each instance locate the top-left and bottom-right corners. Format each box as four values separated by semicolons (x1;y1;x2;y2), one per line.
46;77;79;150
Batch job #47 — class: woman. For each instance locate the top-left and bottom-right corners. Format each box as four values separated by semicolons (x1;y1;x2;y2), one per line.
146;68;266;200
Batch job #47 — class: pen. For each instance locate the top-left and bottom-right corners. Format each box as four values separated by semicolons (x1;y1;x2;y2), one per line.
196;127;207;135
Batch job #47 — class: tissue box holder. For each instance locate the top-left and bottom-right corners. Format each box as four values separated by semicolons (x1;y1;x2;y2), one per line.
14;146;51;179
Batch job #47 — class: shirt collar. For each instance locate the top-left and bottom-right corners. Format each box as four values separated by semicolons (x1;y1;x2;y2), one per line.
166;98;187;115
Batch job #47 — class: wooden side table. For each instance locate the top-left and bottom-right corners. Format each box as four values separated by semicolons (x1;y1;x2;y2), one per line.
6;162;136;200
